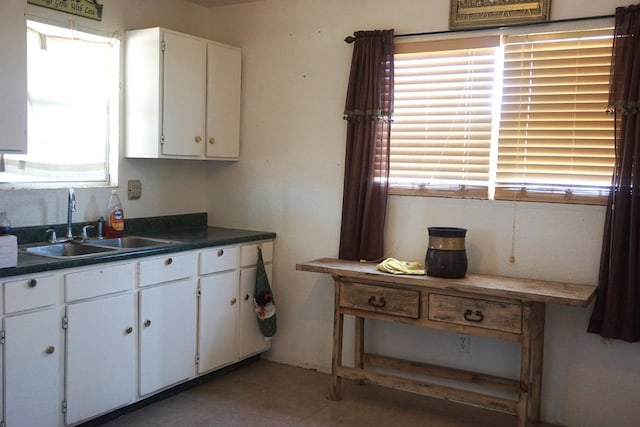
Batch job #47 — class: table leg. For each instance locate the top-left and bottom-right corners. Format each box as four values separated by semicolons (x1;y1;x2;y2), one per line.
529;303;545;425
330;279;344;401
355;316;364;370
518;303;533;427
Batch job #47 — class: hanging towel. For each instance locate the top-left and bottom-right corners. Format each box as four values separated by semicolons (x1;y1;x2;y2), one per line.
254;246;277;337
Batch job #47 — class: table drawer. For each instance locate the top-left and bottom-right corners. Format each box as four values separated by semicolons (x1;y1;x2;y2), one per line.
340;282;419;319
428;293;522;334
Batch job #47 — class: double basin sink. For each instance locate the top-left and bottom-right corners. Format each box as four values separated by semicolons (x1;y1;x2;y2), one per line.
20;236;176;259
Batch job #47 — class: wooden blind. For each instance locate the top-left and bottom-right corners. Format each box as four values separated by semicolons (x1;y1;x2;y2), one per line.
390;37;500;198
496;29;614;204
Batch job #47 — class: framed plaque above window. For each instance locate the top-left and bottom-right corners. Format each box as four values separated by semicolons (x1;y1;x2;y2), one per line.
450;0;551;29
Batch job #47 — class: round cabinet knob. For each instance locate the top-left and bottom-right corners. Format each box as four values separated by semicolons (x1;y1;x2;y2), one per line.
28;279;37;288
230;298;237;305
244;294;250;301
195;136;202;143
144;320;152;328
165;257;173;266
217;249;224;257
209;137;215;145
125;327;133;334
46;346;55;354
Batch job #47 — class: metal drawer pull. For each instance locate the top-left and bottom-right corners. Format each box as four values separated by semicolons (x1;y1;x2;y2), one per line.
144;320;151;328
46;346;55;354
231;298;237;305
368;296;386;308
28;279;37;288
164;257;173;266
464;309;484;323
218;249;224;256
125;327;133;334
244;294;250;301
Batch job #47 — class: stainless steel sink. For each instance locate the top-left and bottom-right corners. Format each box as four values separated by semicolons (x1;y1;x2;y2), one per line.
87;236;173;249
20;235;176;259
21;242;118;258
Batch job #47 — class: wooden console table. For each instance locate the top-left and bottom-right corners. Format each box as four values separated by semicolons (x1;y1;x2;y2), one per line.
296;258;596;427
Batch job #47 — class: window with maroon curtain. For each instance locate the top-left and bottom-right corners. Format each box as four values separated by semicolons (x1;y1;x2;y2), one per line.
339;29;394;261
588;5;640;342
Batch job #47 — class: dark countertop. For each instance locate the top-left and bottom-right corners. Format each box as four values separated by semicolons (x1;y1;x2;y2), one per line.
0;214;275;278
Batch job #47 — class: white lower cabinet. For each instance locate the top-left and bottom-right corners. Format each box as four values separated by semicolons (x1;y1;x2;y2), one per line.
64;262;136;425
137;252;198;396
197;269;239;373
2;273;63;427
64;292;136;425
4;307;64;427
1;238;273;426
139;278;198;395
197;241;274;374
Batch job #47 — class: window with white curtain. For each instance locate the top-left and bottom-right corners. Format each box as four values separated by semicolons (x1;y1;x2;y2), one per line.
391;28;614;205
0;19;119;187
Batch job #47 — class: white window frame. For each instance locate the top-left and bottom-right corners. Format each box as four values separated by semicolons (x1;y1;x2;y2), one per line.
0;17;119;189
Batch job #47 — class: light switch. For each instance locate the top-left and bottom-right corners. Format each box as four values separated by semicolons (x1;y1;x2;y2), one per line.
128;180;142;200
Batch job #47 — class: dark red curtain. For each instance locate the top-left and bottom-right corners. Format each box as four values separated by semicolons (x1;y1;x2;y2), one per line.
338;29;394;261
588;5;640;342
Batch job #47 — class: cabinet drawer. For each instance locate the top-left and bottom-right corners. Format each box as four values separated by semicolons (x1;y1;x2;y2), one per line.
4;274;61;313
199;246;238;275
339;282;419;319
66;263;135;302
138;252;196;287
240;241;273;267
428;293;522;334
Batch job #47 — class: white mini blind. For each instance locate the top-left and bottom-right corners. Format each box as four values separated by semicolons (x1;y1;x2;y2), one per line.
390;36;500;198
496;28;614;204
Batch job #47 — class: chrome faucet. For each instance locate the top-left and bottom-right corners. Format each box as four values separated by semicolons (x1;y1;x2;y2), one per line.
67;188;76;239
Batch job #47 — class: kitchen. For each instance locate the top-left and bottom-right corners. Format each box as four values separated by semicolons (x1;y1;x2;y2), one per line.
1;0;639;426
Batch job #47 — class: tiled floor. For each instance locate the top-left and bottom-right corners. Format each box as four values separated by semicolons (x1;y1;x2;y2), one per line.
99;359;555;427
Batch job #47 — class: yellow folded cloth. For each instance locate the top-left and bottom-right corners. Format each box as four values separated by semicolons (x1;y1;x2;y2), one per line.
376;258;425;275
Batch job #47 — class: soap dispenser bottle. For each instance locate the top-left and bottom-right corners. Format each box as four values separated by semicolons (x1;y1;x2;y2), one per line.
105;190;124;238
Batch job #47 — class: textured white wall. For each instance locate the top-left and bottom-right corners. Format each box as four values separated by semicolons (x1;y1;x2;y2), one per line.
206;1;640;426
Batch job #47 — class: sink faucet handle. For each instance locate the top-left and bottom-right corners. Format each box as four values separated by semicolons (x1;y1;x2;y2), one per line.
81;225;95;241
46;229;57;243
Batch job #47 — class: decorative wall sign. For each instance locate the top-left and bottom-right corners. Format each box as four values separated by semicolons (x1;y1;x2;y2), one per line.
450;0;551;29
27;0;103;22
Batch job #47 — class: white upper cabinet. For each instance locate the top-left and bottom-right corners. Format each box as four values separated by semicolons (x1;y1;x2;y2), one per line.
0;0;27;153
125;27;241;160
162;31;207;157
206;42;242;159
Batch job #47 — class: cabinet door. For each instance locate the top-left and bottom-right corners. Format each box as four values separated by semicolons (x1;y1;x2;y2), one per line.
205;42;241;159
65;293;136;425
162;31;206;157
0;0;27;153
238;264;273;358
198;270;239;373
4;307;63;427
139;279;197;395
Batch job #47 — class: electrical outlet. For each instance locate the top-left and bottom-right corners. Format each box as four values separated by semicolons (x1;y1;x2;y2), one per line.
128;180;142;200
457;334;471;353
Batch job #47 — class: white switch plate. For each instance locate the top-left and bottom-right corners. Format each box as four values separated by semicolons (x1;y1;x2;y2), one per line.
128;180;142;200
